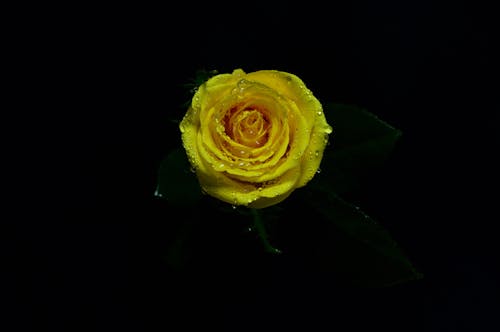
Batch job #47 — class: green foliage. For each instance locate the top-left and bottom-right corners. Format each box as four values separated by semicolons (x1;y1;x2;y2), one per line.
319;103;402;197
296;188;422;287
155;148;202;207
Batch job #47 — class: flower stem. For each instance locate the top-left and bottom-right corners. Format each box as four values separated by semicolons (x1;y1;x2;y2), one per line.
250;208;282;255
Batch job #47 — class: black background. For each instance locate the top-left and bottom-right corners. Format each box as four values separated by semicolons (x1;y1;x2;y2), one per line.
6;1;498;331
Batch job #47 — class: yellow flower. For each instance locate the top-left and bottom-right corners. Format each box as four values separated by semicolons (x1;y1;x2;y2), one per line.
180;69;332;209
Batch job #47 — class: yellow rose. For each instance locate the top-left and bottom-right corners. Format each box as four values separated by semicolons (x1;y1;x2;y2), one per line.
180;69;332;209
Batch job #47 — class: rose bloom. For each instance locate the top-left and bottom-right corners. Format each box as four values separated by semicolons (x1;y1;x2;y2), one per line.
180;69;332;209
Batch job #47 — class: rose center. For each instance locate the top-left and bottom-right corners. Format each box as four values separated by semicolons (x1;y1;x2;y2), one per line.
224;107;270;148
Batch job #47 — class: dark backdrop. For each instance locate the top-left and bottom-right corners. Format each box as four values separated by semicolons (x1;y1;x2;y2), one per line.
7;1;498;331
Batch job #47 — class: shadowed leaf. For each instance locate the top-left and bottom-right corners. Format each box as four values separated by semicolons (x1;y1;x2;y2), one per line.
320;103;402;196
155;148;202;206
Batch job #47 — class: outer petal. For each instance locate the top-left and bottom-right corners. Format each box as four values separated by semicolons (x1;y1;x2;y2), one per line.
297;109;333;187
179;106;202;172
195;69;246;116
196;163;301;209
246;70;322;128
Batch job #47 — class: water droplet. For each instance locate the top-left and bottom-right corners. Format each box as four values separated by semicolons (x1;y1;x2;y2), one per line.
323;134;330;145
231;193;239;207
237;79;250;92
317;110;323;116
316;167;321;174
232;205;237;209
193;95;201;110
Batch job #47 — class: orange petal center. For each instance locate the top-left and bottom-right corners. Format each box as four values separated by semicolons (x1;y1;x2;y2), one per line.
224;106;270;148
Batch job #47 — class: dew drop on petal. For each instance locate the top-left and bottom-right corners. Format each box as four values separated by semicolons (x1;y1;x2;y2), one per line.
237;79;251;92
193;95;201;110
323;134;330;145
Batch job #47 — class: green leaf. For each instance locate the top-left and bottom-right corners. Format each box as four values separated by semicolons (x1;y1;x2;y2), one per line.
320;103;402;197
294;186;422;287
287;103;421;286
154;147;203;206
